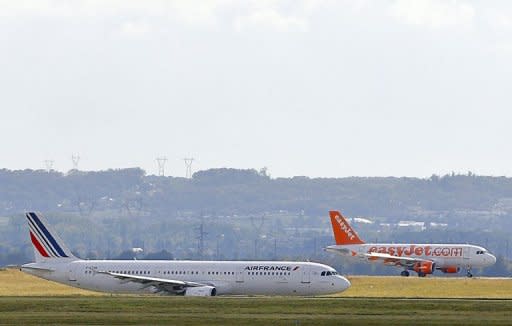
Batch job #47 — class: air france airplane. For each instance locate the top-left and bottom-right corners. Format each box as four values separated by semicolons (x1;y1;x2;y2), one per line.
21;212;350;296
325;211;496;277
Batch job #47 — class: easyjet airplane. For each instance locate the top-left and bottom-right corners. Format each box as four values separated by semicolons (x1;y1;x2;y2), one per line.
21;212;350;296
325;211;496;277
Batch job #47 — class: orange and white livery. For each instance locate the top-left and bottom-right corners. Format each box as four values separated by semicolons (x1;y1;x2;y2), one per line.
325;211;496;277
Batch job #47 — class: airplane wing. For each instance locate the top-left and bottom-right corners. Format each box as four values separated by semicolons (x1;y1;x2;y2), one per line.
364;252;431;267
97;271;208;294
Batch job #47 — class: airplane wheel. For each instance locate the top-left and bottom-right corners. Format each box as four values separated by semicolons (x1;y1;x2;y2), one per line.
400;271;410;277
467;272;473;278
418;272;426;277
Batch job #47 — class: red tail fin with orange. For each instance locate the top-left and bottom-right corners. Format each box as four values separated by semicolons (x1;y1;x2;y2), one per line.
329;211;365;245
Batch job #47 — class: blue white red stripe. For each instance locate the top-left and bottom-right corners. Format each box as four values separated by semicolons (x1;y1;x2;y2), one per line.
26;212;68;258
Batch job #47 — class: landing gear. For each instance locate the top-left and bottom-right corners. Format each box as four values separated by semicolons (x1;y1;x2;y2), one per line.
400;270;410;277
417;272;426;277
466;266;473;278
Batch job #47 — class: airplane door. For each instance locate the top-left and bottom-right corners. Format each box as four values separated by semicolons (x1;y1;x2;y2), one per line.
236;268;244;283
68;265;77;281
301;266;310;283
463;246;470;261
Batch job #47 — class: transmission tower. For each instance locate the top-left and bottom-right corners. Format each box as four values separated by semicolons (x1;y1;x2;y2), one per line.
44;160;54;173
184;158;194;178
251;214;265;258
156;157;168;176
71;154;80;170
196;218;208;260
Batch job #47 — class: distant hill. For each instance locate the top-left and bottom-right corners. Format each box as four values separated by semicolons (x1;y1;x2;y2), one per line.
2;167;512;219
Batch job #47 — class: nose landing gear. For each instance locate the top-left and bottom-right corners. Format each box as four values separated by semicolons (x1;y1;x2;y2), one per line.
466;266;473;278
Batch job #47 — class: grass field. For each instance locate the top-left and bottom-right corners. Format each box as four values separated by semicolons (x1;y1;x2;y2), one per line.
0;296;511;325
1;269;511;325
342;275;512;298
0;268;99;296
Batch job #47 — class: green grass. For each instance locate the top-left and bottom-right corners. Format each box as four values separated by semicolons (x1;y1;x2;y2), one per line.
0;297;511;325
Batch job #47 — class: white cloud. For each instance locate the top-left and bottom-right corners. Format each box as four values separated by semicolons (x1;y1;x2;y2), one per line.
390;0;475;28
234;8;308;32
0;0;328;33
486;8;512;30
118;21;152;38
0;0;74;17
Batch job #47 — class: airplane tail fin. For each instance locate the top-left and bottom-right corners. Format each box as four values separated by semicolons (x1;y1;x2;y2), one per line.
329;211;365;245
25;212;78;263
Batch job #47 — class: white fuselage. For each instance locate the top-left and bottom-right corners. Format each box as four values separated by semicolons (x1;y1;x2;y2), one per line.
22;260;350;296
326;243;496;269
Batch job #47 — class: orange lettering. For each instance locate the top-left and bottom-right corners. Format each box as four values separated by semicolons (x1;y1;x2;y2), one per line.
425;246;432;256
396;247;404;256
414;247;424;256
388;247;396;256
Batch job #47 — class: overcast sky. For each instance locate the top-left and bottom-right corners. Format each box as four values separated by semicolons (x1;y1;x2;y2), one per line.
1;0;511;178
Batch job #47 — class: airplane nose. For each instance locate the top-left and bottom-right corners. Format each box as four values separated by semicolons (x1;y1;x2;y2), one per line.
336;276;351;292
489;254;497;265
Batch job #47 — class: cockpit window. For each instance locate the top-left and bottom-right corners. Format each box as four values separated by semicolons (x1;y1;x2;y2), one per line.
476;250;485;255
321;271;326;276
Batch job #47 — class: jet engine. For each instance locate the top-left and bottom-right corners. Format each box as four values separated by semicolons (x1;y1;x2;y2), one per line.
412;261;435;275
439;266;460;274
184;286;217;296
